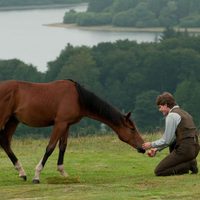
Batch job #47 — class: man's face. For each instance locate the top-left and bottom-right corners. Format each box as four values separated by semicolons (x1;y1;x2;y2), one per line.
158;104;170;116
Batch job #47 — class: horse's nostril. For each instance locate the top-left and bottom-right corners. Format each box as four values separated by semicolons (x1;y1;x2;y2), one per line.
137;147;146;154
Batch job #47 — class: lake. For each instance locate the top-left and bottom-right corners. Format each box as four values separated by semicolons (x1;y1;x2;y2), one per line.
0;3;161;72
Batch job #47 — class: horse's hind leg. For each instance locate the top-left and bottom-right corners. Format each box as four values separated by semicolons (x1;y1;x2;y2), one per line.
0;118;26;181
57;128;69;177
33;122;68;184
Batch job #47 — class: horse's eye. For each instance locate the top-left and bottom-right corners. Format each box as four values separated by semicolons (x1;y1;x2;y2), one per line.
131;128;136;132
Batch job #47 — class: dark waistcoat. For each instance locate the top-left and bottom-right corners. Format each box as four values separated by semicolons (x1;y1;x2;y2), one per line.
171;107;197;144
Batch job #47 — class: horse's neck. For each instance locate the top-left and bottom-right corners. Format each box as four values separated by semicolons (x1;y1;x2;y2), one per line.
85;112;119;132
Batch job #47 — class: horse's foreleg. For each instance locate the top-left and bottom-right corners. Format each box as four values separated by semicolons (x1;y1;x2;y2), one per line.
32;122;68;184
0;119;26;180
57;129;69;177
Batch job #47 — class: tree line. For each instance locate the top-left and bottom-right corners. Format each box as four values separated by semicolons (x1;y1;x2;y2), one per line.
1;29;200;136
64;0;200;28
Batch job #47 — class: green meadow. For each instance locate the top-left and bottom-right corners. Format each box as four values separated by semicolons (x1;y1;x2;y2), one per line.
0;134;199;200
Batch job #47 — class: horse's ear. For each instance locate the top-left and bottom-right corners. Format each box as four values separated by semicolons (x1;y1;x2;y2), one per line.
125;112;136;129
125;112;131;120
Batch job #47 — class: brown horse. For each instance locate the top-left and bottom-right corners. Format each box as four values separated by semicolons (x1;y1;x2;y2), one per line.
0;79;145;183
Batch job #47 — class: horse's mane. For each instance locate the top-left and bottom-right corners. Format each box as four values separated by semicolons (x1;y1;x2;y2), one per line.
75;82;123;125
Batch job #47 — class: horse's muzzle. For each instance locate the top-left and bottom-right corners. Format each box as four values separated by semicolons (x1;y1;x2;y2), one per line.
137;147;146;154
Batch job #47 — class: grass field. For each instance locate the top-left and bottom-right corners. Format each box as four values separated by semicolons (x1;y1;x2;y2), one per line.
0;134;200;200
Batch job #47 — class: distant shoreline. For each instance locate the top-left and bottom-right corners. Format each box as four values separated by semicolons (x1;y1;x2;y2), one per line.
46;23;200;33
0;3;87;11
46;23;164;32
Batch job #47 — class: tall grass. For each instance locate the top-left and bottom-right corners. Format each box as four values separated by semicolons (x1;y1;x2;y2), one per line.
0;134;199;200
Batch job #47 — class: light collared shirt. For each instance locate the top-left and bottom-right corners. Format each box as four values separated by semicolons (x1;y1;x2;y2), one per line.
151;105;181;151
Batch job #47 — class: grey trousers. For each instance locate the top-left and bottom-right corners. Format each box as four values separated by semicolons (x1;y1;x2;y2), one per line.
155;137;200;176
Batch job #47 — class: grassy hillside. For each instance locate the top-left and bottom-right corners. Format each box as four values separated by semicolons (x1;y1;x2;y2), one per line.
0;134;199;199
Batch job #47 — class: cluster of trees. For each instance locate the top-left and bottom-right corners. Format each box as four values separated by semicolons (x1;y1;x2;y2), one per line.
64;0;200;28
1;30;200;136
0;0;87;7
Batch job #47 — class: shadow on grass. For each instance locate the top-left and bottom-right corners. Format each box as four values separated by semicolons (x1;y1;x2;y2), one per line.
46;176;81;184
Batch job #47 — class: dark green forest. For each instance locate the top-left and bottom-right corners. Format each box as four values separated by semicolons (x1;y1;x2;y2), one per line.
64;0;200;28
1;29;200;136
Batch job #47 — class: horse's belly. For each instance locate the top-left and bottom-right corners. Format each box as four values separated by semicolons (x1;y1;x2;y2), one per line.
16;115;54;127
15;107;55;127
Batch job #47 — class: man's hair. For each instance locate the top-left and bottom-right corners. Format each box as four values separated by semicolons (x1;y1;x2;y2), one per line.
156;92;176;108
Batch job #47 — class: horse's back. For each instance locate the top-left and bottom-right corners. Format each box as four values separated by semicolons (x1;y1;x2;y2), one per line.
0;79;76;100
16;80;76;100
0;80;80;128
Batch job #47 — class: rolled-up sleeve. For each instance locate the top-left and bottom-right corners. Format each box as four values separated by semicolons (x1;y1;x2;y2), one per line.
151;113;181;151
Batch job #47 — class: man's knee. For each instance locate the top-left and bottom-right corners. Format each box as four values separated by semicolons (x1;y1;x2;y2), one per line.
154;165;170;176
154;168;162;176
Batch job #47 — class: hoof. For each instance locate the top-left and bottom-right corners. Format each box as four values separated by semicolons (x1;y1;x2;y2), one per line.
20;175;27;181
32;179;40;184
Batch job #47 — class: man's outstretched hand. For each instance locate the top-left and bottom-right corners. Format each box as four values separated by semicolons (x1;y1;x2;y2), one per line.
147;148;157;157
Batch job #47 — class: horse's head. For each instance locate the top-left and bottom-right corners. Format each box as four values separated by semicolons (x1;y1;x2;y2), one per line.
117;112;145;154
